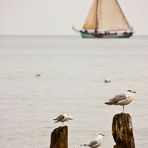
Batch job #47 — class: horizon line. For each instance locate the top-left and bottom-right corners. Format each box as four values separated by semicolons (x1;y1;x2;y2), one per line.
0;34;148;37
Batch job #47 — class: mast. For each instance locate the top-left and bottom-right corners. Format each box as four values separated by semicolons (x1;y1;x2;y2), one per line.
95;0;99;32
98;0;102;30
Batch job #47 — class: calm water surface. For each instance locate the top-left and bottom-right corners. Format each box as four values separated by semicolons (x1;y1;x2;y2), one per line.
0;35;148;148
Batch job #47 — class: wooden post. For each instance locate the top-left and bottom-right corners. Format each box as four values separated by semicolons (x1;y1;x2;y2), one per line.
50;126;68;148
112;113;135;148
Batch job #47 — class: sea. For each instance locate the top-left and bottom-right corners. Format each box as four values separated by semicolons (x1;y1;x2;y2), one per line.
0;35;148;148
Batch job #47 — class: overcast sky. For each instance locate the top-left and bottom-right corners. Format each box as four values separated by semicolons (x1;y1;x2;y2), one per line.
0;0;148;35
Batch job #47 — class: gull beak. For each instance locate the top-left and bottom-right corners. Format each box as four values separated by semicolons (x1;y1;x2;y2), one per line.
127;89;136;93
69;116;74;120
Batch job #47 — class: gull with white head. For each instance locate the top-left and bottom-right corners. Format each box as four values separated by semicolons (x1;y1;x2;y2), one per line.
105;89;136;113
53;113;73;125
81;133;104;148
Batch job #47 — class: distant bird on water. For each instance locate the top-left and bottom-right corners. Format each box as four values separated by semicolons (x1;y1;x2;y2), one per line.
105;89;136;113
53;113;73;125
81;133;105;148
104;79;111;83
35;73;41;77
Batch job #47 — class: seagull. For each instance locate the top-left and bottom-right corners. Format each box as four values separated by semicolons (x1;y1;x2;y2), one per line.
35;73;41;77
81;133;104;148
104;89;136;113
104;79;111;83
53;113;73;125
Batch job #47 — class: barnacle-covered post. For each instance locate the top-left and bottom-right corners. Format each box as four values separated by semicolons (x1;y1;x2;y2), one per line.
112;113;135;148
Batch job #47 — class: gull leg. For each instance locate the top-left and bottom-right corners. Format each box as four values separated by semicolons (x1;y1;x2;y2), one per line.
123;106;124;113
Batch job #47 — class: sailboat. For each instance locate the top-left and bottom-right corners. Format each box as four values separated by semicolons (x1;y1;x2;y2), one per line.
73;0;133;38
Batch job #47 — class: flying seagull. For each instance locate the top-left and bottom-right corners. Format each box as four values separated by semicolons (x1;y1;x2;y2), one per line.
53;113;73;125
81;133;104;148
105;89;136;113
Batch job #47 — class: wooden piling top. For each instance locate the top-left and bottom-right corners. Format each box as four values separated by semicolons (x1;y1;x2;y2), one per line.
112;113;135;148
50;126;68;148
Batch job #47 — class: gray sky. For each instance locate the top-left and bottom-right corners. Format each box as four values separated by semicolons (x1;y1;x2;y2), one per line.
0;0;148;35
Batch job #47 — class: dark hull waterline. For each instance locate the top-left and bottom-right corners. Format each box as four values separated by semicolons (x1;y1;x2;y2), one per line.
80;31;133;38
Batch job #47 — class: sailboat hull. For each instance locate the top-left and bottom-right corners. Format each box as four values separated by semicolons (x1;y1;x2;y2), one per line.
80;31;133;38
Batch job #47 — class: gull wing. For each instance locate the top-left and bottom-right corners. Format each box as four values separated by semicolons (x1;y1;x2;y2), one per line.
88;140;100;147
109;93;127;103
54;114;65;121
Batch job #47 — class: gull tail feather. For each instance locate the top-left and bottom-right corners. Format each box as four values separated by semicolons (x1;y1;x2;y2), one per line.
80;144;88;147
105;102;113;105
53;119;59;123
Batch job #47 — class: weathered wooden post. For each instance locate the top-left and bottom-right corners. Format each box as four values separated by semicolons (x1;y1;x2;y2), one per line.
50;126;68;148
112;113;135;148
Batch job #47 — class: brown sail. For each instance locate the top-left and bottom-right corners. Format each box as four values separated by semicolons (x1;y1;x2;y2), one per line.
82;0;131;31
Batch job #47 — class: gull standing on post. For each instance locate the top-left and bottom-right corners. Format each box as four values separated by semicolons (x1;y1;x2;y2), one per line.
81;133;105;148
53;113;73;125
105;89;136;113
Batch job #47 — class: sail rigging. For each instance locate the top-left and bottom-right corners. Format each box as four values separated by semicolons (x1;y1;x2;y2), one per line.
82;0;131;31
